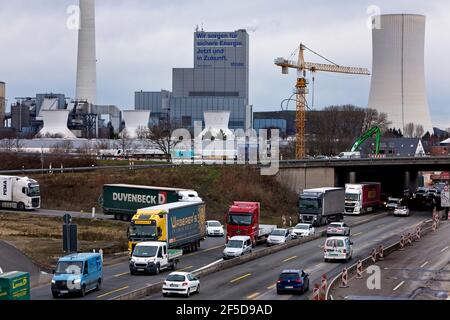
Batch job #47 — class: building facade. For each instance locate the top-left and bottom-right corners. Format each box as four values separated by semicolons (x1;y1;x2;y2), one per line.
135;29;252;131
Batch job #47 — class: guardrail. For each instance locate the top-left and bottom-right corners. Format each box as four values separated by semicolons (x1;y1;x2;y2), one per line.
324;211;445;300
113;211;391;300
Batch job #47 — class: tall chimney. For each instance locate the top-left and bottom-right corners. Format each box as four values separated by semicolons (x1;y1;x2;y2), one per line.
76;0;97;104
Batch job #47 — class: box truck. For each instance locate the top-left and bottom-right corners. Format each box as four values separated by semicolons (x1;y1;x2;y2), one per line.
345;183;381;215
101;184;202;221
299;188;345;226
225;202;276;246
0;271;30;300
128;201;206;255
0;175;40;210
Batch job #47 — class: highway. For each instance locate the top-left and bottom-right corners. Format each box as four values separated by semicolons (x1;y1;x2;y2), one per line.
142;210;433;301
331;220;450;300
29;212;388;300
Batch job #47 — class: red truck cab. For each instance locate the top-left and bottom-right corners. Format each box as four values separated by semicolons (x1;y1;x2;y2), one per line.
226;202;261;245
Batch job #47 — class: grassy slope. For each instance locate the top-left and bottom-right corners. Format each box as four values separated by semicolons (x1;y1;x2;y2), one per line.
32;166;298;225
0;213;128;270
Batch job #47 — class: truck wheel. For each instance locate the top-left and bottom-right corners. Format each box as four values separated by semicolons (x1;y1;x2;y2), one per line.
114;214;120;220
155;265;160;275
17;202;25;211
52;292;59;299
96;279;102;291
80;284;86;297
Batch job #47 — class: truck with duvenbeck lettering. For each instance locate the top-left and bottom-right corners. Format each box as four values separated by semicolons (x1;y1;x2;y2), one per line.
101;184;202;221
128;201;207;259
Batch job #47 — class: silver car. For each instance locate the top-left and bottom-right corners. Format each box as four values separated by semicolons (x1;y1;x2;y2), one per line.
326;222;350;237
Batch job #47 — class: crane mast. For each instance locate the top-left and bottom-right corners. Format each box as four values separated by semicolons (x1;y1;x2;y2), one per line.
275;44;370;159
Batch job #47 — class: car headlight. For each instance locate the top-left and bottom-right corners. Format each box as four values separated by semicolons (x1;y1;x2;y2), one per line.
51;280;56;284
73;279;81;284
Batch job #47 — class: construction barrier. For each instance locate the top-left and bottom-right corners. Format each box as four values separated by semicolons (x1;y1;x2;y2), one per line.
312;284;320;300
320;274;327;300
416;226;421;240
378;245;384;260
340;268;349;288
399;235;405;250
371;248;377;263
356;260;363;279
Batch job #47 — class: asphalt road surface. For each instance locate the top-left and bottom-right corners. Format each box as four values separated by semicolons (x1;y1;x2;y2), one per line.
29;211;389;300
143;210;434;300
0;240;42;287
331;220;450;300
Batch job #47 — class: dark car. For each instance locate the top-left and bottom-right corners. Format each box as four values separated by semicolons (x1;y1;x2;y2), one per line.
276;270;310;295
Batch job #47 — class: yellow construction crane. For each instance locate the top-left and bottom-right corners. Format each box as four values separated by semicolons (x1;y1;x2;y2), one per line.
275;43;370;159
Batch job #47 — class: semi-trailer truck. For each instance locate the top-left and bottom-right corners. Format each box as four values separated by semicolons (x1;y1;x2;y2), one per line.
0;175;40;210
225;202;276;246
127;201;206;255
299;188;345;226
344;183;381;215
101;184;202;221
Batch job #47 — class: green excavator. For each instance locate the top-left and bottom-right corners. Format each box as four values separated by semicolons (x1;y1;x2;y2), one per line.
351;126;382;155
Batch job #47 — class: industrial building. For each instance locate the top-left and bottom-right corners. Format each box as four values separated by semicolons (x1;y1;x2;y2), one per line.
135;29;252;131
368;14;434;134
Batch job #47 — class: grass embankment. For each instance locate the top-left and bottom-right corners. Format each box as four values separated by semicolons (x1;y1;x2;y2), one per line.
0;212;128;271
32;166;298;225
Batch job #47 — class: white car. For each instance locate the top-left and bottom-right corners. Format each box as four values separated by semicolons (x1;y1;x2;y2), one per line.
162;272;200;297
205;220;224;237
324;236;353;262
394;206;410;217
291;223;315;238
223;236;253;259
267;228;292;247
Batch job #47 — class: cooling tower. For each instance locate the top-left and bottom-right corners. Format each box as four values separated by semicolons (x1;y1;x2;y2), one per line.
76;0;97;104
122;111;151;139
38;110;77;139
368;14;433;134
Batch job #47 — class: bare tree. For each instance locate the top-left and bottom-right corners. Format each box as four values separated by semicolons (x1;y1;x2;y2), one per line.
404;123;415;138
0;138;24;152
51;140;74;154
139;123;182;161
415;125;424;138
116;129;135;156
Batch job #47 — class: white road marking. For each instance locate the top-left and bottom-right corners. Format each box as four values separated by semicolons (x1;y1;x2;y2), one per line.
193;259;223;273
420;261;429;268
440;246;449;253
393;281;405;291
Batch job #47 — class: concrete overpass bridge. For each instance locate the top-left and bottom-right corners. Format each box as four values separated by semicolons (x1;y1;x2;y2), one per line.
277;157;450;195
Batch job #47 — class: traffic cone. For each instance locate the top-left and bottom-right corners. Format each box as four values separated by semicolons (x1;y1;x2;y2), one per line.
356;260;363;279
340;268;349;288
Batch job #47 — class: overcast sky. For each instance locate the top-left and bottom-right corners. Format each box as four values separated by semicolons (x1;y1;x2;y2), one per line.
0;0;449;128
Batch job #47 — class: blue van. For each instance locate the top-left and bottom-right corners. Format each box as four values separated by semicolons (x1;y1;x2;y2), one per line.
51;253;103;298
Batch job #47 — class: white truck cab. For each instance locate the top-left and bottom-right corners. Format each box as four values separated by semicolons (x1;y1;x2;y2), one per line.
0;175;40;210
130;241;182;275
177;190;202;202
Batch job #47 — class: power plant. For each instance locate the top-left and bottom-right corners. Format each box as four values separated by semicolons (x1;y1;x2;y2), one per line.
368;14;434;134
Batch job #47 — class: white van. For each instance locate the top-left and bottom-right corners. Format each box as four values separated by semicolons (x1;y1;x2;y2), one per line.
223;236;252;260
324;236;353;262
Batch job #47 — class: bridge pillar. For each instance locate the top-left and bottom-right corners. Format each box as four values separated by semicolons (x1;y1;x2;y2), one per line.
349;172;357;184
277;167;336;194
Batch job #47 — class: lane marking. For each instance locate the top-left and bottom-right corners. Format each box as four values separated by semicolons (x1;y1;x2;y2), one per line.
376;224;385;229
230;273;252;283
267;284;276;290
97;286;129;299
113;272;129;278
440;246;449;253
186;244;225;257
282;255;297;263
393;281;405;291
247;292;260;299
179;265;194;272
353;232;363;237
420;261;429;268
